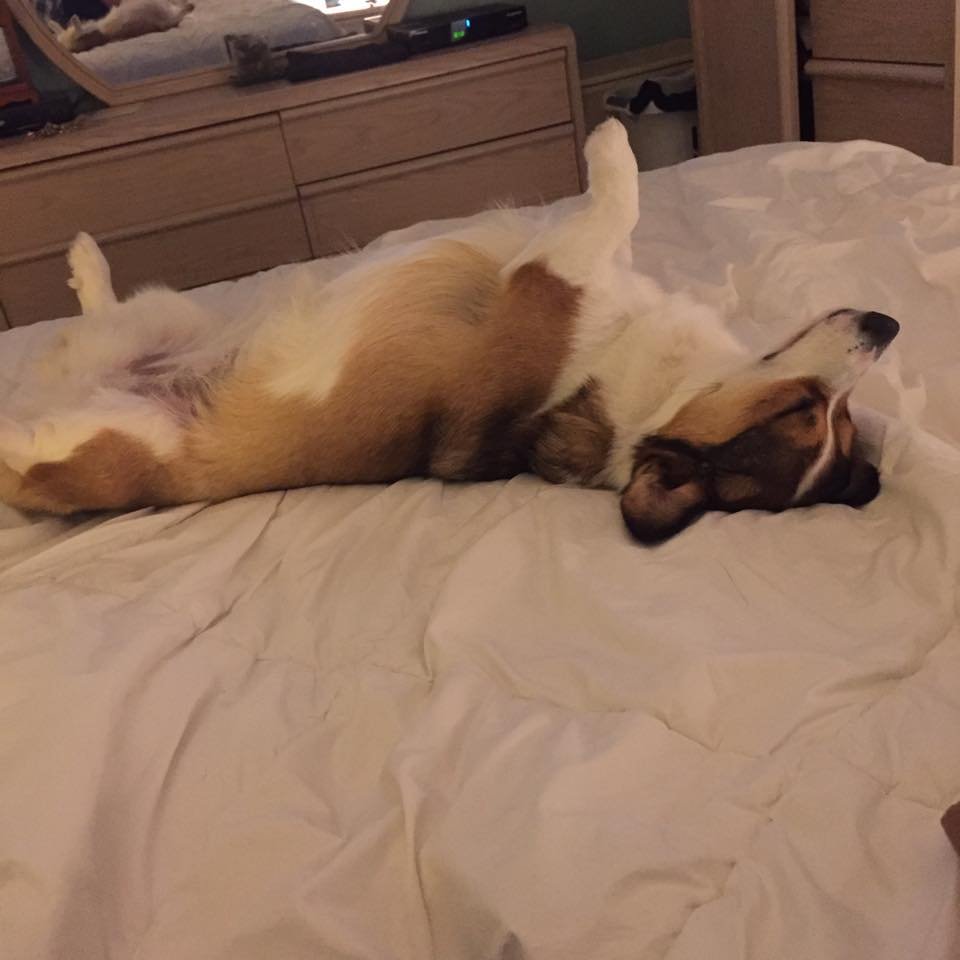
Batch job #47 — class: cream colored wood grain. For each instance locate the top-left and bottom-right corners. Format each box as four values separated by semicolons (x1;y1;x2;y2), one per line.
690;0;799;154
0;117;295;262
809;0;953;65
812;75;952;163
301;126;581;257
1;201;310;327
282;52;571;183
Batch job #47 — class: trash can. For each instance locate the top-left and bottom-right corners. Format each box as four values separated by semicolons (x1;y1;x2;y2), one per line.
604;66;697;171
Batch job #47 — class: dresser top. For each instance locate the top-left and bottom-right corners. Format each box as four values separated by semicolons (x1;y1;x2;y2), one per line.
0;24;574;173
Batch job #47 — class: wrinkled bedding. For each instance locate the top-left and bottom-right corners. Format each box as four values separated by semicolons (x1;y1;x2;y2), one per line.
75;0;343;85
0;140;958;960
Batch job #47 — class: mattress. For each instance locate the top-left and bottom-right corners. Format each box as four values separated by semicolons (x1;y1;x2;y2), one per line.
74;0;344;85
0;139;958;960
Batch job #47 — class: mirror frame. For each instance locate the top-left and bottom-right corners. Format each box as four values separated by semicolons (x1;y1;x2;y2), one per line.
4;0;411;105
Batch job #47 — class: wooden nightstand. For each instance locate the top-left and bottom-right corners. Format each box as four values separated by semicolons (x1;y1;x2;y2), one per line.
0;24;585;328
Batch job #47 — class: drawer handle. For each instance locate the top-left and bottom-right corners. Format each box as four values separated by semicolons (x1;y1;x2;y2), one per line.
805;58;946;87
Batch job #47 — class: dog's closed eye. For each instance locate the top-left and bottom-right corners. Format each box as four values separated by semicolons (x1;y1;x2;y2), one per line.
775;397;817;418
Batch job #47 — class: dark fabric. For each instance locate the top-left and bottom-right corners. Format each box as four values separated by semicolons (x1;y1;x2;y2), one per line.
39;0;110;27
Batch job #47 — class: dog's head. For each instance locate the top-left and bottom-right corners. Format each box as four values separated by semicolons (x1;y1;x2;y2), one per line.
621;308;900;544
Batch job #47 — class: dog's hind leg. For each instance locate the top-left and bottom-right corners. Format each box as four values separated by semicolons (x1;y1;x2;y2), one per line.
67;232;117;315
0;394;182;514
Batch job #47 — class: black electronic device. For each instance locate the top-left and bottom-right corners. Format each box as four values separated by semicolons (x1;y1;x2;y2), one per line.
0;96;81;139
386;4;526;55
285;41;410;82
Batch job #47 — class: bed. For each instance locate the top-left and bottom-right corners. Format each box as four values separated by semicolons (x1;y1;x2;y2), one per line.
0;138;958;960
66;0;344;85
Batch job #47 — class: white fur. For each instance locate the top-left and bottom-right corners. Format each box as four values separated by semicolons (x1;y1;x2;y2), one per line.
595;293;749;488
793;392;842;501
67;231;116;315
245;260;395;402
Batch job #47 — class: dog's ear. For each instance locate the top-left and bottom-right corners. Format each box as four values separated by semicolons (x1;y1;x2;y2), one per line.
620;441;709;544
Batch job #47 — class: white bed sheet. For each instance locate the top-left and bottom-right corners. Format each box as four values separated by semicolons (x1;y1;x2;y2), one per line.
0;140;958;960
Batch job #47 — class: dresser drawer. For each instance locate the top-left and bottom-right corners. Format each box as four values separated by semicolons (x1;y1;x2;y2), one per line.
0;200;310;327
809;0;952;64
0;116;296;262
282;50;572;184
300;126;581;257
812;73;951;163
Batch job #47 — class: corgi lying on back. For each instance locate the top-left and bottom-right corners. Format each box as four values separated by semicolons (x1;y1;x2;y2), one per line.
0;120;899;543
50;0;194;53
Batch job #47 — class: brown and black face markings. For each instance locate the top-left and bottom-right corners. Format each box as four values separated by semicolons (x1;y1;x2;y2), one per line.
620;377;881;545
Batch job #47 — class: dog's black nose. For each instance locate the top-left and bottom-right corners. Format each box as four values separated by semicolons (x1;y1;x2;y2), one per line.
859;311;900;347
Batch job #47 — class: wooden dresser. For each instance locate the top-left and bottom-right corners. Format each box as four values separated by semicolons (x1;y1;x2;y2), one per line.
0;25;585;329
805;0;955;164
691;0;960;165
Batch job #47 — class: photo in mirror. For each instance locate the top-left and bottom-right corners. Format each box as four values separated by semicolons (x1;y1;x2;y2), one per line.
29;0;392;87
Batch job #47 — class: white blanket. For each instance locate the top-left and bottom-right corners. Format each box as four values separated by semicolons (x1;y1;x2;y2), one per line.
1;140;958;960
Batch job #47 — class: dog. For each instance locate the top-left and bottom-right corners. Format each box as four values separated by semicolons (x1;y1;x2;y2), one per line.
0;120;899;543
50;0;194;54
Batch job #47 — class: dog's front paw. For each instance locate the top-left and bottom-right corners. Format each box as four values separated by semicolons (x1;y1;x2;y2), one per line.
67;231;107;289
584;119;634;174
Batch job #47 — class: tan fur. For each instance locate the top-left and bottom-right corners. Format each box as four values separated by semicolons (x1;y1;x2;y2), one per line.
658;378;825;447
713;473;762;504
833;397;855;456
11;430;171;514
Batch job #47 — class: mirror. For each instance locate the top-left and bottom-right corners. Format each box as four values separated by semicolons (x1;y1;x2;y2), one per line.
4;0;411;104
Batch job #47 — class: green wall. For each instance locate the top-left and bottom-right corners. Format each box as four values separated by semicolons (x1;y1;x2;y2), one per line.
406;0;691;61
